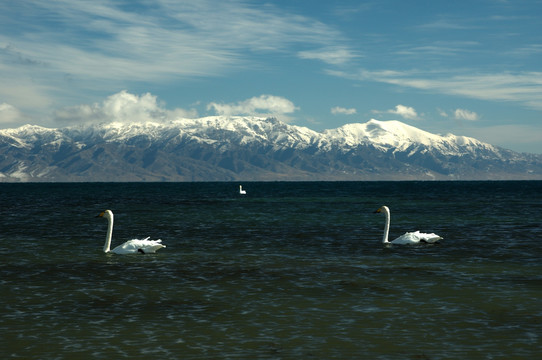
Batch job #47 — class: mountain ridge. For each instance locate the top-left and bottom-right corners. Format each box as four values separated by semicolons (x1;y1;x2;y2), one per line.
1;116;541;181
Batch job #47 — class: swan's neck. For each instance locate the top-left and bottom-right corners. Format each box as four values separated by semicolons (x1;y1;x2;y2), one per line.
382;207;390;244
104;214;114;253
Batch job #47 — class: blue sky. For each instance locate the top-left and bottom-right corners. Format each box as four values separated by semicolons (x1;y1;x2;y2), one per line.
1;0;541;153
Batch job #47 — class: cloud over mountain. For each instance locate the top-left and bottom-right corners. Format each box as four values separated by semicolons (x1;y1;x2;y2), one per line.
207;95;298;117
53;91;198;126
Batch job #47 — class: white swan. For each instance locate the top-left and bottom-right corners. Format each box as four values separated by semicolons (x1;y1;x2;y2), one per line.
239;185;247;195
97;210;166;254
374;206;442;245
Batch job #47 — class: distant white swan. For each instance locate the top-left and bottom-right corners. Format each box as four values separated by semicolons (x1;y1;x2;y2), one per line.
374;206;442;245
97;210;166;254
239;185;247;195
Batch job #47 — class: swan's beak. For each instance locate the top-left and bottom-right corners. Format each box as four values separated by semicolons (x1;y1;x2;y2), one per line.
96;212;105;218
373;208;382;213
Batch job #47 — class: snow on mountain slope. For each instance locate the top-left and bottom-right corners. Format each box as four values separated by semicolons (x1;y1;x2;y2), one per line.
1;116;540;181
0;116;515;157
74;116;495;155
168;116;321;149
323;119;498;155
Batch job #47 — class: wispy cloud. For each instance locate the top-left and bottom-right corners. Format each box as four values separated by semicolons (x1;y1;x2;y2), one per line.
0;0;350;115
298;46;360;65
333;3;373;18
465;124;542;154
437;108;449;118
330;69;542;111
331;106;357;115
507;44;542;58
416;19;476;30
394;41;479;58
1;1;349;79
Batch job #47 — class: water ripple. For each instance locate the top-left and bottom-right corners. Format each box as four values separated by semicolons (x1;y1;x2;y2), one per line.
1;181;542;359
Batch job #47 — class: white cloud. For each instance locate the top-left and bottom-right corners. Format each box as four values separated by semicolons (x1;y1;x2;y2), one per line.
207;95;298;117
454;108;479;121
102;91;162;123
386;104;419;120
0;103;26;126
0;1;352;127
298;46;360;65
331;106;357;115
53;90;197;125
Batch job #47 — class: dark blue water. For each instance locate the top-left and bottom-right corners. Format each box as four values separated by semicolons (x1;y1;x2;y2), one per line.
1;182;541;359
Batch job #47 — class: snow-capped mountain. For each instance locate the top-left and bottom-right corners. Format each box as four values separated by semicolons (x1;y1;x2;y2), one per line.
1;116;541;181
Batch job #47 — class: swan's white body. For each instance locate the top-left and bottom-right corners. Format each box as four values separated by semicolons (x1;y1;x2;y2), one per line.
98;210;166;254
375;206;442;245
239;185;247;195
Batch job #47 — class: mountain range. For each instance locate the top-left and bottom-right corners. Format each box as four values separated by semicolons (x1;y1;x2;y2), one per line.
1;116;541;181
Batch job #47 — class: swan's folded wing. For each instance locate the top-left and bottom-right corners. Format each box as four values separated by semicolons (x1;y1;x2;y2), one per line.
417;231;443;243
391;232;421;244
408;230;442;243
134;238;166;253
112;238;166;254
392;231;442;244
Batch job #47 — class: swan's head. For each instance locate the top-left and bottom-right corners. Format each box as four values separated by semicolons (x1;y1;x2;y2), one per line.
97;210;113;219
374;206;389;214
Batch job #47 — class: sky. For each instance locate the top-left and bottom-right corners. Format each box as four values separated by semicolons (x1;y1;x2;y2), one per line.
1;0;541;153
